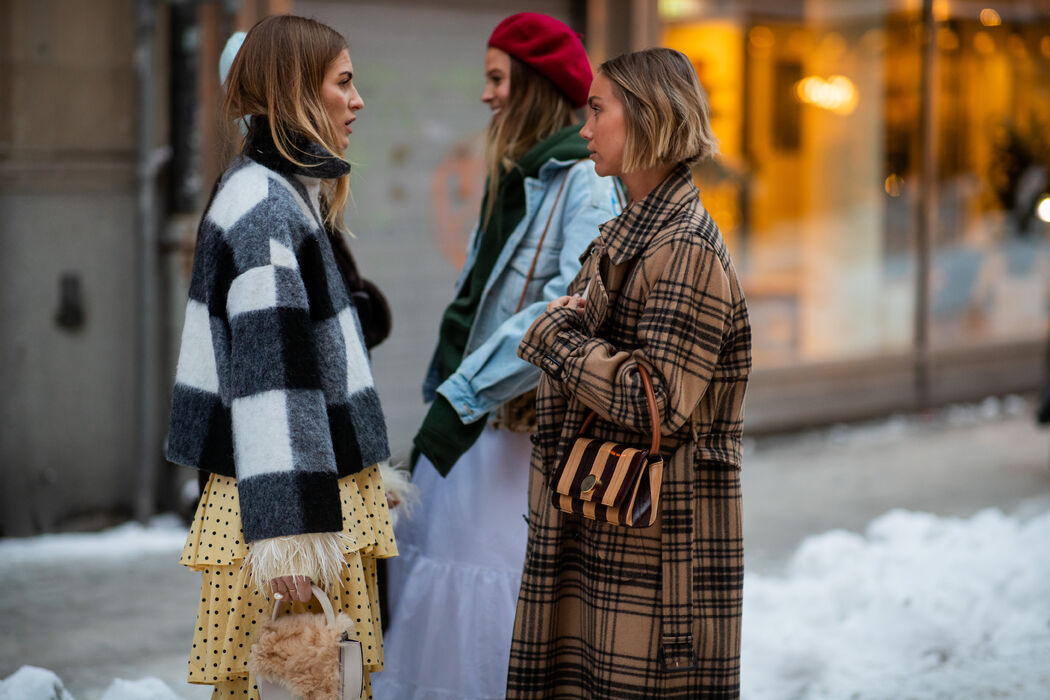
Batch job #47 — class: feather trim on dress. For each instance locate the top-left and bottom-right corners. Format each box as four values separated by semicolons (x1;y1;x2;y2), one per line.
245;532;354;592
378;459;419;528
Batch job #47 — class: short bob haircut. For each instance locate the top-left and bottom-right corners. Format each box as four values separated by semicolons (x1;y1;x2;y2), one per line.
598;48;718;172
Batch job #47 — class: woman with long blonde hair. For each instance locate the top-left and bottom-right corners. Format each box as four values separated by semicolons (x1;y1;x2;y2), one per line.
374;12;620;700
167;15;399;699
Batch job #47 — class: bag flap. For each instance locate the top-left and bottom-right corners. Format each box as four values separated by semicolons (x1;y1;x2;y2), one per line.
552;438;648;507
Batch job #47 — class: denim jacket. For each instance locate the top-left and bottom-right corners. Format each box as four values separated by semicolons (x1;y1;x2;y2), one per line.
423;157;621;423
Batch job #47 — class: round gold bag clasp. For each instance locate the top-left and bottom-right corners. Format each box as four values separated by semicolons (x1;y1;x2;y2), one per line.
581;474;598;492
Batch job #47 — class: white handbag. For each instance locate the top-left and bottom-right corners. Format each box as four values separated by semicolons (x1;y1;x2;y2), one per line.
249;584;364;700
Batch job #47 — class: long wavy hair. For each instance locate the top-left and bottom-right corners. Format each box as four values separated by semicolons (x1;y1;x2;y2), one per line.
483;56;576;226
223;15;352;231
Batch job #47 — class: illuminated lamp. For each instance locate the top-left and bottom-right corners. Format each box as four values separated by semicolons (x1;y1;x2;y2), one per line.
795;75;858;115
1036;195;1050;224
979;8;1002;27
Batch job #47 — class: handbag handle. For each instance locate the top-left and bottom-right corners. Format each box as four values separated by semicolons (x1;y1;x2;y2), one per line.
270;584;339;626
577;364;661;455
514;162;580;314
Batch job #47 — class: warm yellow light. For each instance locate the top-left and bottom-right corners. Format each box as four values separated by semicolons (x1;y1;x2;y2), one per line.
820;32;846;60
659;0;703;20
938;27;960;51
885;174;903;198
788;30;812;53
1007;34;1027;56
1042;36;1050;58
974;30;995;54
979;8;1001;27
933;0;951;22
749;26;775;49
795;75;858;115
1037;195;1050;224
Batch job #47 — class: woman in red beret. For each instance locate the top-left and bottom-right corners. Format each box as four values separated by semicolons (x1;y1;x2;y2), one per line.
373;12;621;700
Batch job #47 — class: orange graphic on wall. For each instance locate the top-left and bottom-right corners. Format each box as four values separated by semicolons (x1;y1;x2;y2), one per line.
430;133;486;269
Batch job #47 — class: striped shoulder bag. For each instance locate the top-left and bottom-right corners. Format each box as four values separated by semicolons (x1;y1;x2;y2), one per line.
549;365;664;528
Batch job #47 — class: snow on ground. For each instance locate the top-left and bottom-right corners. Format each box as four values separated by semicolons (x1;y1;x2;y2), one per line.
2;467;1049;698
0;667;75;700
743;507;1050;699
0;515;188;567
0;667;183;700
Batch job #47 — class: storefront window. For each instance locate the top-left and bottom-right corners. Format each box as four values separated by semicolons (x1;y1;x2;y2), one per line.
660;1;1050;370
927;3;1050;349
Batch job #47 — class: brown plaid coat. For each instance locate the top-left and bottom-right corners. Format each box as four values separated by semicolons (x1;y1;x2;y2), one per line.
510;164;751;699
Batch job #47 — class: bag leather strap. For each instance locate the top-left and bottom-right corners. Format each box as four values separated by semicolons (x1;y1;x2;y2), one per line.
270;584;339;625
514;162;580;314
577;364;661;455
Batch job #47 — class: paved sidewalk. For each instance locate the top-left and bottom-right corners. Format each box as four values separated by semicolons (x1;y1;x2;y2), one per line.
741;399;1050;573
2;399;1048;699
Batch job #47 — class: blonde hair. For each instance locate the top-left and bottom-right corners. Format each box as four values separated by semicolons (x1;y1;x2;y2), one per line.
483;56;576;226
598;48;718;172
223;15;351;231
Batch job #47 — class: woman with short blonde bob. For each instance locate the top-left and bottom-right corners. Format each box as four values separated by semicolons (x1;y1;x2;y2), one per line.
168;15;401;699
509;47;752;698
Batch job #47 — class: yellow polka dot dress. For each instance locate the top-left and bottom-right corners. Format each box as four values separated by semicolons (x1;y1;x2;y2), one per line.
180;465;397;700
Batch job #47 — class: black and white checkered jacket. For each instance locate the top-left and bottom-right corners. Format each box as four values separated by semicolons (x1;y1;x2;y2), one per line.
166;125;390;544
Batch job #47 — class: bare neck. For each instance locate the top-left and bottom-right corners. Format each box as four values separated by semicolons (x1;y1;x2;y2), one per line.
620;163;676;206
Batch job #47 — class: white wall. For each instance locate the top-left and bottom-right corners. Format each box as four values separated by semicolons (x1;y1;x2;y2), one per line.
296;0;574;453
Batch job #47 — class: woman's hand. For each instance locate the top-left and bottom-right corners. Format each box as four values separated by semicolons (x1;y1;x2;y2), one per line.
547;294;585;314
269;575;313;602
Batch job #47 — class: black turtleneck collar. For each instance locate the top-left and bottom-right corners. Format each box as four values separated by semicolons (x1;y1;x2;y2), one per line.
243;116;351;180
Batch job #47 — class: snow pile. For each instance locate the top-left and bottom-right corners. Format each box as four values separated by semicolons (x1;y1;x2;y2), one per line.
4;507;1049;698
0;667;74;700
743;507;1050;699
0;515;187;567
0;667;185;700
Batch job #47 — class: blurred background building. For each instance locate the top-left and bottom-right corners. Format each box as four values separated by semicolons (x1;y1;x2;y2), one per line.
2;0;1048;535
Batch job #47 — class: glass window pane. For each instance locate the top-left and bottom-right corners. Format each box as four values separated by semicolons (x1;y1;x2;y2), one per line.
929;2;1050;349
663;2;920;370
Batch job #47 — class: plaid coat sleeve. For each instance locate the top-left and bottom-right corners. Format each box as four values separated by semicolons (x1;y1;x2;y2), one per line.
519;234;733;437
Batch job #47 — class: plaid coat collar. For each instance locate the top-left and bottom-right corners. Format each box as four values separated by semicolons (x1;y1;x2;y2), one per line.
594;163;696;265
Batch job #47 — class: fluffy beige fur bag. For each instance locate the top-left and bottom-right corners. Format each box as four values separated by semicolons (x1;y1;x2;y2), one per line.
248;585;363;700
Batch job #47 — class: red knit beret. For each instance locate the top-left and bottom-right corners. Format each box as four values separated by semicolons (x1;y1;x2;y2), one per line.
487;12;593;109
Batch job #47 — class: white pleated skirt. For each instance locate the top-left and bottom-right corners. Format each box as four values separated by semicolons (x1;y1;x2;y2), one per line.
372;425;532;700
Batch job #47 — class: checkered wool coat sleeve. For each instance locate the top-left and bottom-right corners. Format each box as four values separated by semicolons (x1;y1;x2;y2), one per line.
166;156;390;544
510;164;751;698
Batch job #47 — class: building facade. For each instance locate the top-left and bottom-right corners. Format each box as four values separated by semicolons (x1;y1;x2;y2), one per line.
2;0;1048;534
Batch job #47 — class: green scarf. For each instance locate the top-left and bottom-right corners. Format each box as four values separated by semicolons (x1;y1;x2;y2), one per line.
414;123;590;475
